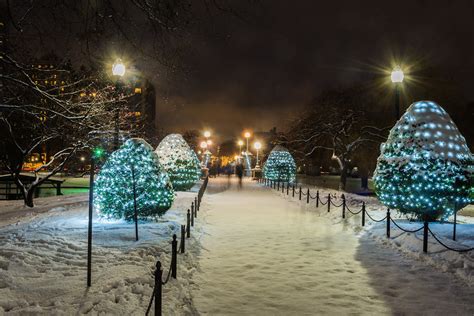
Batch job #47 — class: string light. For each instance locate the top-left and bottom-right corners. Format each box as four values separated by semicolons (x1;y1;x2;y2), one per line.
94;138;174;220
374;101;473;221
263;145;296;183
155;134;201;191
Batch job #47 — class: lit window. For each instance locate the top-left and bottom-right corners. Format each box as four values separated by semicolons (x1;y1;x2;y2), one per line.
135;111;141;116
134;87;142;94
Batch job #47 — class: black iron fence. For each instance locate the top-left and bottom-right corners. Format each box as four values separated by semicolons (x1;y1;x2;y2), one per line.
145;176;209;316
259;178;474;254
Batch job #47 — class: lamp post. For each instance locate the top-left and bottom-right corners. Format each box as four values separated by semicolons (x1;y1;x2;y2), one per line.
254;141;261;169
112;59;126;150
200;141;208;166
244;132;251;153
391;66;404;121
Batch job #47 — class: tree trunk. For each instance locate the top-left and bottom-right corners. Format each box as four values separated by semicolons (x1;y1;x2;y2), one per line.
339;165;348;191
24;187;35;207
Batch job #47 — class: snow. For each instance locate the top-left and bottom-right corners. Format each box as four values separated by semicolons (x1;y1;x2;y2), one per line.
191;177;474;314
1;177;473;314
0;183;204;314
276;182;474;284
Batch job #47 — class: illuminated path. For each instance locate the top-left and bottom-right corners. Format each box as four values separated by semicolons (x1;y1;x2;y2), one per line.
191;177;474;315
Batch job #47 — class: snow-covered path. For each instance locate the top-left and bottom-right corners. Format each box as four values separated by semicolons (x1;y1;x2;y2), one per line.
192;177;474;315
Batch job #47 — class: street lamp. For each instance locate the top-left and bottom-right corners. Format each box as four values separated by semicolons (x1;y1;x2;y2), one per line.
237;139;244;157
204;131;211;138
254;141;262;169
244;132;251;153
391;66;404;120
112;59;126;150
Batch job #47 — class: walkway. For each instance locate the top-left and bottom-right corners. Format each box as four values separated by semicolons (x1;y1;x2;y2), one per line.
192;177;474;315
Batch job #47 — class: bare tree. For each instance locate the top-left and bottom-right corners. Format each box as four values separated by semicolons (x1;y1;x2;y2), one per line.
284;87;389;191
0;53;118;207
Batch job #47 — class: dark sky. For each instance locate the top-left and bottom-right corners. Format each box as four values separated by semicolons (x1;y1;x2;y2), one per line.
6;0;474;142
154;0;474;141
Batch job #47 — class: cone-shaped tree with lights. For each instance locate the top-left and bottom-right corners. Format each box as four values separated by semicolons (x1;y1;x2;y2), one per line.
263;145;297;183
374;101;473;221
155;134;201;191
94;138;174;220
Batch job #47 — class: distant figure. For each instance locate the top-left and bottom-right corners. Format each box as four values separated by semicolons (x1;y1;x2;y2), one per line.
235;163;244;188
209;163;218;178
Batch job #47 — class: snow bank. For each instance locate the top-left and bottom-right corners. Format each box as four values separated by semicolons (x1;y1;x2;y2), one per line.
267;182;474;286
0;183;205;314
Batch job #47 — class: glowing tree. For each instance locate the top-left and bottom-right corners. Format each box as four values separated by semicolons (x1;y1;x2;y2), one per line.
374;101;473;221
94;138;174;220
263;145;297;183
155;134;201;191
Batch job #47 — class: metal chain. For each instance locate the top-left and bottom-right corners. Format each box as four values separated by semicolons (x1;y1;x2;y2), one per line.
161;262;173;285
428;228;474;253
365;211;388;223
330;200;344;207
145;286;155;316
345;206;363;215
390;218;424;233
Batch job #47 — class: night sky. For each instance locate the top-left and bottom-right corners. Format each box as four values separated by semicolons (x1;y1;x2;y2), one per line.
7;0;474;141
156;0;474;140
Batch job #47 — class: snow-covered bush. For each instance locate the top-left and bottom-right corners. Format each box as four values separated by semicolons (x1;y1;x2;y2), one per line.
374;101;473;221
263;145;296;183
94;138;174;220
155;134;201;191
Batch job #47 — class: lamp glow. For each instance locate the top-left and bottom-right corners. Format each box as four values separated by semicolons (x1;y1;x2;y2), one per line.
244;132;251;138
204;131;211;138
254;142;262;150
200;141;208;149
391;66;404;83
112;59;126;77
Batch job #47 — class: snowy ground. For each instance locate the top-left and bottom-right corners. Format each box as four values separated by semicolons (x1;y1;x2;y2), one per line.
0;183;205;315
1;177;473;315
280;182;474;285
191;177;474;315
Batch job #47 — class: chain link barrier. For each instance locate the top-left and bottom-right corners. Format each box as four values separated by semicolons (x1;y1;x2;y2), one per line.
428;228;474;253
260;178;473;255
365;211;387;223
389;218;424;233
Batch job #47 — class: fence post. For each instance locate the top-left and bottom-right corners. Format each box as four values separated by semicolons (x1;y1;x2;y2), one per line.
316;191;319;208
171;234;177;279
386;209;390;238
423;221;428;253
361;202;366;226
453;211;457;241
342;194;346;219
191;202;194;217
306;188;310;204
292;185;295;197
299;187;302;200
180;225;185;253
191;208;194;227
327;194;331;212
155;261;162;316
186;210;191;238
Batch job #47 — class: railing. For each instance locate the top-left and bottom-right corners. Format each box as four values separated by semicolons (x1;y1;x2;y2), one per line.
145;176;209;316
259;178;474;254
